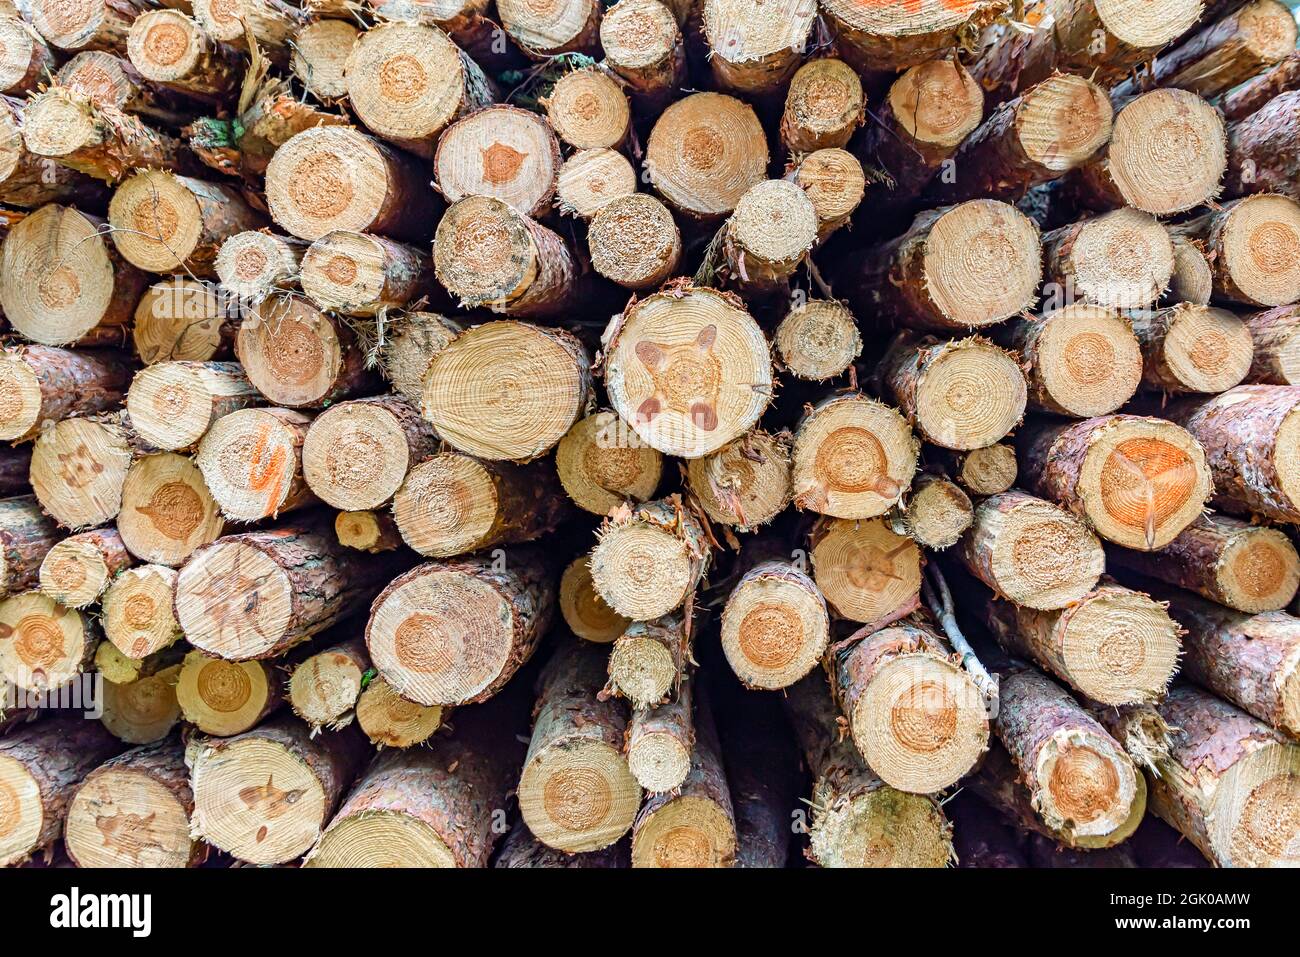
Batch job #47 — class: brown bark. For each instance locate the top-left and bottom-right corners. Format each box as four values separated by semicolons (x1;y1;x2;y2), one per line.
0;345;132;443
0;11;56;95
1243;304;1300;385
493;820;630;867
0;96;109;209
0;495;59;597
125;9;242;105
0;447;30;497
1225;89;1300;200
599;0;684;111
1223;49;1300;121
818;0;1006;74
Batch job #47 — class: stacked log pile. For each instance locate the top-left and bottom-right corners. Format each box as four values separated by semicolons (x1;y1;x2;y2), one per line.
0;0;1298;870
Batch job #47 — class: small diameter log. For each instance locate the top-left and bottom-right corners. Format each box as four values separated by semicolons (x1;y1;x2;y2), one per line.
0;718;122;867
788;148;866;240
1166;385;1300;523
421;321;592;462
644;92;768;218
587;193;681;291
65;739;198;868
433;197;576;318
857;58;983;207
1043;208;1175;310
1171;194;1300;307
38;527;132;608
902;472;973;550
1222;49;1300;121
0;496;60;598
0;12;55;95
1017;414;1212;550
301;231;431;317
100;663;182;744
948;444;1018;496
784;671;952;868
999;305;1142;417
0;203;147;347
29;0;151;54
558;554;630;645
700;0;813;98
959;490;1104;610
55;50;177;119
1130;304;1254;395
0;96;108;209
190;717;367;865
1113;514;1300;614
843;200;1042;333
108;171;265;276
0;345;132;443
606;613;687;708
818;0;1004;74
686;429;791;531
781;57;863;155
392;452;567;558
377;311;462;407
196;407;318;522
554;410;664;516
1244;304;1300;385
774;299;861;382
0;590;97;694
1167;235;1214;307
1227;91;1300;201
994;666;1142;847
497;0;598;57
176;521;397;660
543;68;629;151
517;641;641;852
926;73;1112;205
127;361;259;452
493;820;629;867
602;283;773;458
29;414;143;530
132;278;236;365
175;649;282;736
626;680;693;793
1149;684;1300;867
291;18;357;101
265;125;439;242
22;87;180;182
809;517;921;626
1064;89;1226;217
101;564;180;660
721;559;827;690
367;547;554;706
336;511;402;553
882;334;1027;451
1120;0;1298;99
986;583;1181;705
555;148;637;219
302;395;437;511
117;452;225;567
433;105;560;219
95;639;174;685
598;0;683;109
126;10;241;104
590;498;709;621
236;295;376;408
834;618;989;793
0;448;30;497
355;676;444;748
714;179;818;295
190;0;309;57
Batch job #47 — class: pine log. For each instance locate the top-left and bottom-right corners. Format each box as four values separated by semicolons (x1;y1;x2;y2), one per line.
902;472;973;549
598;0;682;110
587;193;681;290
558;554;630;645
818;0;1005;74
0;588;99;694
290;17;356;101
590;498;709;621
1129;304;1254;394
686;429;791;531
809;516;921;626
1042;207;1175;310
1222;48;1300;121
1170;194;1300;307
300;231;431;317
29;414;145;529
22;87;181;182
0;345;131;443
944;443;1019;496
699;0;811;98
555;148;637;219
432;104;559;219
117;452;225;567
0;11;55;95
38;526;131;608
175;648;282;736
99;663;182;744
1225;89;1300;201
376;311;462;407
195;407;317;522
554;410;664;516
101;563;179;659
780;57;863;155
29;0;153;54
0;96;108;208
543;67;628;150
788;147;865;240
0;496;59;598
644;92;767;218
354;676;444;748
190;0;308;58
126;10;241;104
774;299;861;382
710;178;818;296
606;613;688;708
1167;234;1214;307
1243;304;1300;385
219;76;351;179
335;510;403;553
626;679;693;793
721;559;827;690
131;278;237;364
497;0;598;57
126;361;258;452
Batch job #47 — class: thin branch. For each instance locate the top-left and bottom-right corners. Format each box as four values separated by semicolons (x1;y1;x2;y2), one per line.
922;564;999;714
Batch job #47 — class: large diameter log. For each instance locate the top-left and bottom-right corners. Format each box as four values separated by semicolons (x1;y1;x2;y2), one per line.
433;105;560;219
590;498;709;622
421;321;592;462
22;87;181;182
355;676;445;748
175;649;282;736
700;0;812;98
543;67;629;151
985;584;1181;705
834;619;989;794
302;396;437;511
236;295;377;408
555;148;636;219
392;452;567;558
64;739;198;868
780;57;863;155
774;300;861;382
1170;193;1300;308
300;231;432;317
1222;49;1300;121
517;641;641;853
0;345;131;443
0;203;147;347
1149;684;1300;867
288;638;369;732
30;414;144;530
132;278;236;365
1225;89;1300;201
842;200;1042;333
606;613;688;708
784;671;952;868
100;663;182;745
602;283;773;458
1130;304;1254;395
558;554;630;645
587;193;681;291
0;12;55;95
176;521;397;660
959;490;1104;610
626;680;693;793
190;0;308;56
101;563;179;660
554;410;663;516
117;452;225;567
819;0;1005;73
809;516;921;626
38;527;132;609
196;407;317;522
1017;414;1212;550
1244;304;1300;385
127;361;259;451
0;717;122;866
126;10;241;104
599;0;683;110
377;311;462;407
0;496;60;598
994;667;1142;846
1042;208;1175;310
644;92;767;218
30;0;152;54
367;547;554;706
265;125;439;242
902;472;973;549
0;96;108;208
686;429;791;531
190;717;367;865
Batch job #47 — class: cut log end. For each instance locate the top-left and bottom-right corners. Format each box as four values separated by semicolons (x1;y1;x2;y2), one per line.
196;408;313;522
957;444;1018;496
775;299;862;381
175;540;294;660
1105;89;1225;216
923;200;1042;329
118;452;225;568
791;148;865;236
556;148;637;219
1139;304;1255;394
783;58;863;154
292;18;358;101
729;178;819;273
30;417;134;530
591;504;706;622
127;361;257;451
289;646;367;731
559;555;631;644
904;474;973;549
1217;194;1300;307
433;195;563;312
100;665;182;745
907;337;1027;450
127;10;210;84
303;398;425;511
133;279;232;365
1169;236;1214;306
1022;304;1143;417
889;58;983;151
214;231;302;301
810;517;921;624
608;622;680;708
518;740;642;853
0;18;46;93
434;105;559;218
1219;523;1300;613
555;411;664;516
65;748;194;868
176;650;276;737
1050;208;1176;309
236;295;358;408
1036;729;1140;840
38;530;129;608
102;565;179;661
300;231;430;317
627;729;691;794
631;793;737;867
335;510;402;553
686;430;792;530
1017;73;1112;173
499;0;599;56
720;561;828;690
588;193;681;290
0;590;94;694
355;677;444;748
645;92;768;218
379;311;462;406
811;783;953;868
1056;587;1182;705
546;68;629;151
391;453;502;557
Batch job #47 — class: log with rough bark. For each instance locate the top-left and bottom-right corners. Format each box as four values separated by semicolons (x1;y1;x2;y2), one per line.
784;670;952;868
0;96;109;209
587;193;682;291
54;50;180;121
721;558;827;690
555;148;637;219
335;510;403;553
367;546;553;707
809;516;922;626
376;311;462;407
126;361;259;451
190;0;308;58
1170;194;1300;308
901;472;973;549
300;231;432;317
1243;304;1300;385
432;104;559;219
0;345;132;443
29;0;153;54
1225;89;1300;201
99;663;182;744
126;10;241;104
626;679;693;794
543;67;628;151
189;716;368;865
0;495;59;598
132;278;236;365
195;407;317;522
1042;207;1175;310
0;11;55;96
780;57;863;156
213;230;303;303
558;554;630;645
497;0;598;57
175;648;283;736
644;92;767;218
686;429;791;531
175;520;398;660
818;0;1005;74
29;413;145;529
774;299;861;382
1148;683;1300;867
707;178;818;297
959;489;1105;610
1129;304;1254;394
517;640;641;853
355;676;444;748
1223;48;1300;121
590;498;708;622
842;200;1042;333
101;563;180;660
599;0;682;110
64;738;199;868
554;410;663;517
0;717;122;866
37;526;131;608
22;87;181;182
290;17;355;101
117;452;225;567
1017;414;1213;550
606;612;689;709
700;0;812;98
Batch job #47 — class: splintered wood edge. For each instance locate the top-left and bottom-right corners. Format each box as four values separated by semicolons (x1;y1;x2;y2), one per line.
289;650;365;728
591;523;693;621
685;430;791;529
1034;728;1138;840
985;496;1105;609
1057;587;1182;705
